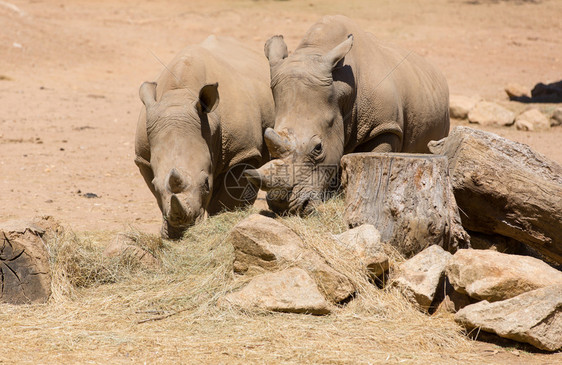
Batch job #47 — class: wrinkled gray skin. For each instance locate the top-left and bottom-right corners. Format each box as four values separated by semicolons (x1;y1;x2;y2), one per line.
245;15;450;215
135;36;274;239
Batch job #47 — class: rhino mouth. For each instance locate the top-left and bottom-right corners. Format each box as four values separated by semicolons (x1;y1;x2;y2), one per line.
289;193;317;216
266;187;318;216
161;209;206;239
167;207;206;227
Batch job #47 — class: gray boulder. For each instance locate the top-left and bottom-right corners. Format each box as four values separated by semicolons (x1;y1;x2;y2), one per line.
221;267;332;315
103;233;160;270
227;214;354;303
468;101;514;127
504;83;530;101
392;245;452;309
446;249;562;302
551;107;562;127
455;284;562;351
334;224;389;277
515;109;550;131
449;95;480;119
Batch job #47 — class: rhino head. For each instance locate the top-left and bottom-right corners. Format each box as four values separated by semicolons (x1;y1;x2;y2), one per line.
244;34;353;215
139;81;219;238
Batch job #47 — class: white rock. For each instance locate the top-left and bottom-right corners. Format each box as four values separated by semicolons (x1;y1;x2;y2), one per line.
392;245;452;309
221;267;331;315
446;249;562;302
550;107;562;127
515;119;534;131
504;83;530;100
468;101;514;127
334;224;389;276
103;233;160;270
515;109;550;131
455;284;562;351
449;95;480;119
228;214;354;303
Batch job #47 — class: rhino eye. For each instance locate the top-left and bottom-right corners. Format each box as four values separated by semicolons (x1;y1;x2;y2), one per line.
313;142;323;155
203;177;210;193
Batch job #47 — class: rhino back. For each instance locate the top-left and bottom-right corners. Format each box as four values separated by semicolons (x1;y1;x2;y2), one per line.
146;36;274;173
297;15;449;153
200;36;275;168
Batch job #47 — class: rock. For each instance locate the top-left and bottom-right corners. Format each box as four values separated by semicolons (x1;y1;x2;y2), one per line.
0;220;52;304
551;107;562;127
221;267;331;315
392;245;452;310
467;231;561;269
468;101;514;127
514;119;534;131
449;95;480;119
455;284;562;351
434;280;473;315
446;249;562;302
103;233;160;270
229;214;304;274
334;224;389;277
515;109;550;131
429;126;562;265
228;214;354;303
504;83;530;101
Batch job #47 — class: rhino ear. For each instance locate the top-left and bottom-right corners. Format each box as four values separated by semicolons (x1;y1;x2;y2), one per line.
139;82;157;107
197;83;219;114
323;34;353;69
264;35;288;67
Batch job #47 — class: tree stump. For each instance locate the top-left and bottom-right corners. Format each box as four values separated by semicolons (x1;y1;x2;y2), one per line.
429;126;562;265
0;220;52;304
341;153;469;258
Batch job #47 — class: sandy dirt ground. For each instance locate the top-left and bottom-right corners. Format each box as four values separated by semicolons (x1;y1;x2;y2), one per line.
1;0;561;234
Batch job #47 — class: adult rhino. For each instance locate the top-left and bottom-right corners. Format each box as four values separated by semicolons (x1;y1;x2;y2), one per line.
245;15;450;215
135;36;274;239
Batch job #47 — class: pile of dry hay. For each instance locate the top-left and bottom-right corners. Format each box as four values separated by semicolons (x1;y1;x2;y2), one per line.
0;198;495;363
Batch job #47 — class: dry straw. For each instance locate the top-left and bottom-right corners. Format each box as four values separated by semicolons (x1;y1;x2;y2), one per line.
0;199;494;363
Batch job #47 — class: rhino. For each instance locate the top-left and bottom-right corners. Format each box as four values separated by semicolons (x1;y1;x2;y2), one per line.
245;15;450;215
135;36;274;239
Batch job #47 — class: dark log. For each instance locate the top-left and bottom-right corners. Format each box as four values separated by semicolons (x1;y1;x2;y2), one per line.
341;153;469;258
429;126;562;265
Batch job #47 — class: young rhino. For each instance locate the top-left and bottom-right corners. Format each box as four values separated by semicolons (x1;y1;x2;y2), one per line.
245;15;450;215
135;36;274;239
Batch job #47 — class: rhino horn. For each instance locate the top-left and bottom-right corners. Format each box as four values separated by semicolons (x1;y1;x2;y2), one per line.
244;160;291;191
166;168;185;194
264;128;293;158
243;168;264;188
169;194;188;222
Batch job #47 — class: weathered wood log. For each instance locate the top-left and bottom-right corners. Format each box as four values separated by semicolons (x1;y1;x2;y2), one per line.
341;153;469;258
0;220;52;304
429;126;562;265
